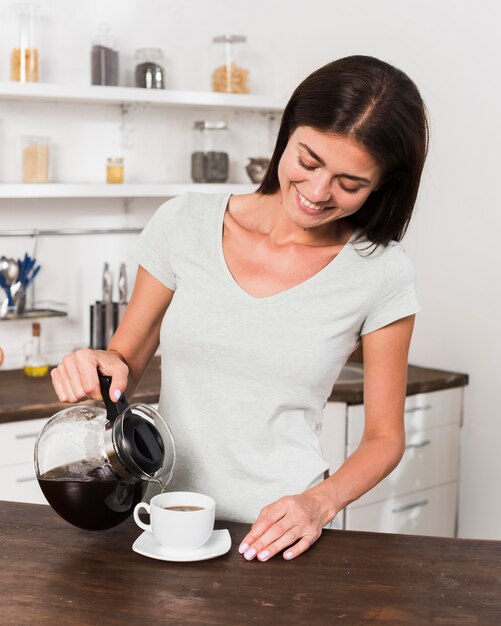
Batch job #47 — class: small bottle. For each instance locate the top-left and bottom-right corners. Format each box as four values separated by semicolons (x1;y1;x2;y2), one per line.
211;34;249;94
91;23;119;86
10;3;40;83
23;322;49;377
22;136;50;183
106;157;124;184
135;48;165;89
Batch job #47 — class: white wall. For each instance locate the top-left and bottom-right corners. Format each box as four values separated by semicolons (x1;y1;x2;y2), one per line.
0;0;499;539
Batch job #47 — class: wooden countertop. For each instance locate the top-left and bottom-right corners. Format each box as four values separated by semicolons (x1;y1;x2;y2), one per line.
1;500;499;625
0;356;468;424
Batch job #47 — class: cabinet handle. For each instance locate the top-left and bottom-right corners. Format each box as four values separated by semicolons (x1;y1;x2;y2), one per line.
15;432;39;440
405;439;431;450
16;475;37;484
404;404;432;414
392;499;429;514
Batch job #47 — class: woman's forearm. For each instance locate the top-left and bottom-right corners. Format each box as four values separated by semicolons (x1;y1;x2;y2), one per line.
307;434;405;523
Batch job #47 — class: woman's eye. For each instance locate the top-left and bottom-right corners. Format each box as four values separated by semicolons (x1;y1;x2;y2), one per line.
338;181;361;194
297;156;317;171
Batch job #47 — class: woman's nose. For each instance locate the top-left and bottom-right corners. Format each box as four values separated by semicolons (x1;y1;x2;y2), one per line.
308;172;333;203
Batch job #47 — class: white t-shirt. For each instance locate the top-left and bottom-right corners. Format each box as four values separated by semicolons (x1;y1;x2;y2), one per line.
131;192;421;522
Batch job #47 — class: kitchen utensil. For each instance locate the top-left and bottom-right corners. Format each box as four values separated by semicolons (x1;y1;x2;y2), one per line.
102;262;114;347
118;263;127;304
34;373;176;531
0;257;19;285
117;262;128;326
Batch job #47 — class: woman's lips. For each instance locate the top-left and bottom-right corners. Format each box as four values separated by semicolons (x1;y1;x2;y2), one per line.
294;186;333;216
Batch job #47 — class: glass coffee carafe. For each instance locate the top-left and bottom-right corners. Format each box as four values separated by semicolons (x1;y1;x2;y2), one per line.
34;373;175;531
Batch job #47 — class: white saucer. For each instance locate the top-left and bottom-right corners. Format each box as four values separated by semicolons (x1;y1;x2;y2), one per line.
132;529;232;562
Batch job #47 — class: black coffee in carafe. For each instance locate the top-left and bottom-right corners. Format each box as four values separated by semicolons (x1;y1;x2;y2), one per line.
38;462;147;531
35;373;176;532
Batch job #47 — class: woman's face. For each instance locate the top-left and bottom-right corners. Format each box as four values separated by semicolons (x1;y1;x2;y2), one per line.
277;126;383;232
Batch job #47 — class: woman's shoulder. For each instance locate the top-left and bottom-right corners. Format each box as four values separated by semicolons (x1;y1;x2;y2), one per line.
156;191;227;216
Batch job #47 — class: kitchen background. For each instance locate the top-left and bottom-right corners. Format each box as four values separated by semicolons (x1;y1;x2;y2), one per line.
0;0;499;541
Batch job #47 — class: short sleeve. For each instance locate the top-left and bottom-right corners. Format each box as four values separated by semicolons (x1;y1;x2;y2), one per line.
360;243;421;335
130;195;185;291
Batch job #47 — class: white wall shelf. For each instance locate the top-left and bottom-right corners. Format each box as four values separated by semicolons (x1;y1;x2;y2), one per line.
0;183;257;199
0;81;285;113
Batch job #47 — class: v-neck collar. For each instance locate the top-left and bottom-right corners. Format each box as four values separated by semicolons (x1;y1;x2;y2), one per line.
217;193;360;303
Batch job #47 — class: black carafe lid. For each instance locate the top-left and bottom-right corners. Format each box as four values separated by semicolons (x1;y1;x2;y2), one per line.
99;372;165;478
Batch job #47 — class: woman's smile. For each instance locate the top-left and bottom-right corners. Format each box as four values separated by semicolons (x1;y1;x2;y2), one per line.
294;185;334;215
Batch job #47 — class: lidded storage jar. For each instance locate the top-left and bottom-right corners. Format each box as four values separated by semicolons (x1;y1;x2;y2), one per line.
211;34;249;94
135;48;165;89
10;2;40;82
22;135;50;183
91;23;119;86
191;121;230;183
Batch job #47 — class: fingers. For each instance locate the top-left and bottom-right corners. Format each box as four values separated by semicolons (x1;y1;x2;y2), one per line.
94;352;129;402
282;536;316;561
51;348;129;404
238;495;323;562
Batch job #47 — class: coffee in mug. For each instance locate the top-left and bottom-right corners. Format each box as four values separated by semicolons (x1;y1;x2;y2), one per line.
163;505;205;512
133;491;215;550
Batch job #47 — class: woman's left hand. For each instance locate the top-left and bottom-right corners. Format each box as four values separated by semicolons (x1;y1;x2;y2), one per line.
238;491;334;562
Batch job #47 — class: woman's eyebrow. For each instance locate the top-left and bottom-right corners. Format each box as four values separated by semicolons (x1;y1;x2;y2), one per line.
298;142;371;184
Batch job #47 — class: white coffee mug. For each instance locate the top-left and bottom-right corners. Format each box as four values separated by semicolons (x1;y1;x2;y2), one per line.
133;491;215;551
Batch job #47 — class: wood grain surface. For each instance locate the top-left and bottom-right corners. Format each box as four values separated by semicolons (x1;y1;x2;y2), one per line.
0;500;498;625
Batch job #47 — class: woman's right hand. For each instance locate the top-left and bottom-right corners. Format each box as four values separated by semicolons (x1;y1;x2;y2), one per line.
51;348;129;404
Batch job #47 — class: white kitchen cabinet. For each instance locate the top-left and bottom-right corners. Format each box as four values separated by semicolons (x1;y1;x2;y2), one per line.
321;387;464;537
0;417;49;505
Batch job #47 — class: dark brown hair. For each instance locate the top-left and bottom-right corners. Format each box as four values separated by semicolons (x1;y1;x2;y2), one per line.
257;55;429;246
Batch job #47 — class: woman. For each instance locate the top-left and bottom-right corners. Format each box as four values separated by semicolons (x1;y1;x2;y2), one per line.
51;55;428;562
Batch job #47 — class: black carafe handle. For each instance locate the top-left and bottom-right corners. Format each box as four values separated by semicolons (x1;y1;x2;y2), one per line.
98;372;129;421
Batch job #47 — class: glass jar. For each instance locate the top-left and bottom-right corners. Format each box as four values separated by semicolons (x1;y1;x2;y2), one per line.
191;121;230;183
106;157;124;184
211;34;249;94
91;23;119;86
10;3;40;82
135;48;165;89
22;136;50;183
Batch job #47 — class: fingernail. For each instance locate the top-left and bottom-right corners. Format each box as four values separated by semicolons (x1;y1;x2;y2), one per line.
238;542;249;554
258;550;270;560
284;551;294;560
113;389;121;400
244;548;256;560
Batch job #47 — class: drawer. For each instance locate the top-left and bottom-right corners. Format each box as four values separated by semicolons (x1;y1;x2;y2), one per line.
347;387;463;446
348;422;460;506
0;417;50;468
345;482;458;537
0;462;48;505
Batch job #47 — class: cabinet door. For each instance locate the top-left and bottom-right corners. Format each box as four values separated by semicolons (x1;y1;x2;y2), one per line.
345;482;458;537
1;462;48;505
348;422;460;506
0;417;50;468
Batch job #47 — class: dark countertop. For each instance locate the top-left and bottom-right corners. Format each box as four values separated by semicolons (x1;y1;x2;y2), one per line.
0;356;468;424
1;500;499;625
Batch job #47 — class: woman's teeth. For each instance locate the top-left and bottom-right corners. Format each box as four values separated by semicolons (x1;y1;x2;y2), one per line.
298;190;324;211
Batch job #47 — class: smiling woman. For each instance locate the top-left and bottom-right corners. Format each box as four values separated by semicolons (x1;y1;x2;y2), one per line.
51;55;429;565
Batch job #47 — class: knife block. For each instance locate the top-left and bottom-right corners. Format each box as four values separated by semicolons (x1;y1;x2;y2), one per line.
89;301;126;349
